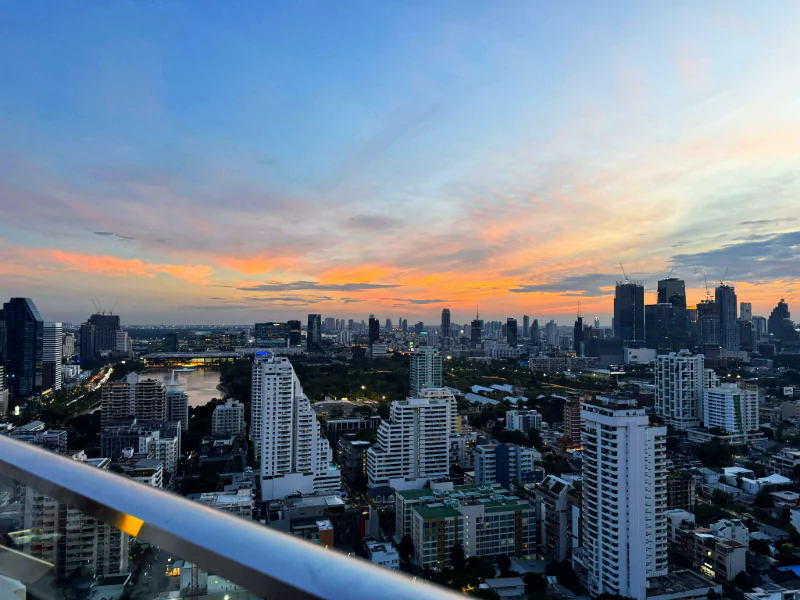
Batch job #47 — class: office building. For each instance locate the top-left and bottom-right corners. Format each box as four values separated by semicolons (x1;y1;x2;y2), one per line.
473;443;540;487
704;383;759;435
531;319;540;341
79;322;96;360
716;285;739;351
614;281;645;344
254;322;288;347
62;332;75;358
366;397;450;489
658;278;687;308
213;398;245;436
251;354;340;500
287;320;302;347
769;298;798;345
441;308;451;339
522;315;530;338
697;300;720;347
506;318;518;347
505;410;542;432
307;314;322;352
654;351;705;430
42;322;63;392
399;484;536;571
563;391;586;445
579;396;668;599
368;315;380;344
409;347;442;396
740;302;752;322
101;372;167;427
87;313;121;353
163;332;179;352
752;315;768;341
470;312;483;349
2;298;44;398
167;389;189;431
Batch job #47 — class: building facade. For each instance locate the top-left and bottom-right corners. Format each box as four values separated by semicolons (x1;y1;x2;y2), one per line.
42;322;63;391
212;398;245;436
410;347;443;397
473;443;540;488
655;351;705;430
704;383;759;435
2;297;44;398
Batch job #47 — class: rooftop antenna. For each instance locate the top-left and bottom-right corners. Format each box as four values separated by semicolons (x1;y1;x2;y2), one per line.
476;305;480;319
619;262;629;283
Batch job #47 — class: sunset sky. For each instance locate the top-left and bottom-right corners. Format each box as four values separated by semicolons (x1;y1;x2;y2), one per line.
1;2;799;325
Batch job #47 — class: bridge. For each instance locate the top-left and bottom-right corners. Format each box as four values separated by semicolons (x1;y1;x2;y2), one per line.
140;351;241;368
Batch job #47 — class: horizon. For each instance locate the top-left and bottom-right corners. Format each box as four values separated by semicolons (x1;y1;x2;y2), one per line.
2;2;799;324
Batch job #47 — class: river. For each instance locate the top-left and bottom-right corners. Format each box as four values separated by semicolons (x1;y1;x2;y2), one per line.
145;369;226;408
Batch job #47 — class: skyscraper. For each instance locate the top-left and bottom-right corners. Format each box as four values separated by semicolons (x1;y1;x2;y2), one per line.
573;315;584;356
307;314;322;352
522;315;530;338
613;281;645;344
580;396;668;599
653;277;689;351
410;347;443;396
531;319;540;341
251;353;340;500
287;319;302;347
768;299;798;345
471;311;483;349
441;308;451;339
739;302;753;322
697;300;720;347
79;322;96;360
716;284;739;351
657;277;686;307
42;322;63;392
87;313;121;353
368;315;380;343
2;298;44;398
506;318;518;347
654;350;705;430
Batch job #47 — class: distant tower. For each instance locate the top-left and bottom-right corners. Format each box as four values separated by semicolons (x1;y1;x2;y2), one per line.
506;318;518;347
522;315;530;338
470;308;483;349
2;298;44;398
614;281;645;344
307;314;322;352
716;284;739;351
574;304;584;357
410;347;443;396
441;308;451;339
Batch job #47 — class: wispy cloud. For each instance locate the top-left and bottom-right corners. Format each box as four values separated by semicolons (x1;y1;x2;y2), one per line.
510;274;618;297
239;281;401;292
94;231;135;241
390;298;450;305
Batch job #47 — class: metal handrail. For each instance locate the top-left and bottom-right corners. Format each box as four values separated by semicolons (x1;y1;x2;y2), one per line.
0;436;461;599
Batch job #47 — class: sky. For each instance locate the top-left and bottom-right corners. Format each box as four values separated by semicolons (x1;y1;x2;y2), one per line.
1;1;799;326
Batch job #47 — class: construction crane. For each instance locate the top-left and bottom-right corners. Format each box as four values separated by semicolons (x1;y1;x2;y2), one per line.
619;263;629;283
704;275;711;300
109;300;118;315
719;268;729;287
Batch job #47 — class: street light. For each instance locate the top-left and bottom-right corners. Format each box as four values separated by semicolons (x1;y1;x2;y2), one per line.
361;385;366;390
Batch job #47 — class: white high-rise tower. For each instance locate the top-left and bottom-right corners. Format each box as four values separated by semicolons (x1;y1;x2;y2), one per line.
410;347;443;397
251;353;340;500
43;322;63;391
654;350;705;430
579;396;668;599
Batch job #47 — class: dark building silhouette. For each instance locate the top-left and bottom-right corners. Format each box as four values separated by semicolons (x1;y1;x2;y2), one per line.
2;298;44;398
79;322;95;361
164;332;180;352
769;299;798;346
506;318;518;347
441;308;451;338
531;319;540;342
697;300;720;347
613;281;644;345
716;284;739;351
287;320;302;347
368;315;380;343
645;303;673;353
657;278;686;307
656;277;689;350
573;315;584;356
522;315;530;338
471;311;483;349
254;322;288;346
87;313;121;353
401;319;408;334
307;314;322;352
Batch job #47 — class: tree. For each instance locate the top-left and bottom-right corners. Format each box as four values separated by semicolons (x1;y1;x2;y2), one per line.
495;554;511;574
523;572;547;595
754;489;774;509
733;570;754;591
451;543;466;572
749;538;771;555
377;403;390;419
329;405;345;417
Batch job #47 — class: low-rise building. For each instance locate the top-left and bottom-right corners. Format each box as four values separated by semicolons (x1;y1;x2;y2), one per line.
681;529;746;582
668;470;698;512
770;448;800;480
535;475;580;562
364;539;400;570
191;488;253;520
211;398;245;436
710;519;750;546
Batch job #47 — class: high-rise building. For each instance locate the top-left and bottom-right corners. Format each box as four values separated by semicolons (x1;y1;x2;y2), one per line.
101;372;167;427
739;302;752;322
654;350;705;430
441;308;451;339
563;391;586;445
287;319;302;347
697;300;720;347
649;277;689;352
307;314;322;352
213;398;245;436
580;396;668;599
368;315;380;343
79;322;96;360
753;316;768;341
657;278;687;308
522;315;530;338
470;312;483;349
254;322;288;347
42;322;63;391
62;332;75;358
167;389;189;431
163;332;179;352
115;330;131;355
473;443;540;487
505;409;541;431
251;353;340;500
2;298;44;398
613;282;645;344
704;383;759;435
507;318;518;347
410;347;442;396
87;313;121;353
716;284;739;351
573;315;584;356
768;299;798;345
323;316;336;333
367;397;450;488
531;319;540;341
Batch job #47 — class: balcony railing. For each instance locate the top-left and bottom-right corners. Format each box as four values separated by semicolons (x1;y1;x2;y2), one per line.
0;435;461;599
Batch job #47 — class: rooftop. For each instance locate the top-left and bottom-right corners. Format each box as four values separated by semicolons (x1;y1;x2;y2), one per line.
647;570;721;597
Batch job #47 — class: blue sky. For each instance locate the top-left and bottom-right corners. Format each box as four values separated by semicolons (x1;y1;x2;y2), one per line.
1;1;799;324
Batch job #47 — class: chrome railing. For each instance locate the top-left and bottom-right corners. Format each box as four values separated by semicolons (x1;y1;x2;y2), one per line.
0;435;462;599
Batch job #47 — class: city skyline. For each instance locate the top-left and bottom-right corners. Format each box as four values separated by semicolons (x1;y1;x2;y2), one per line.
2;3;800;324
